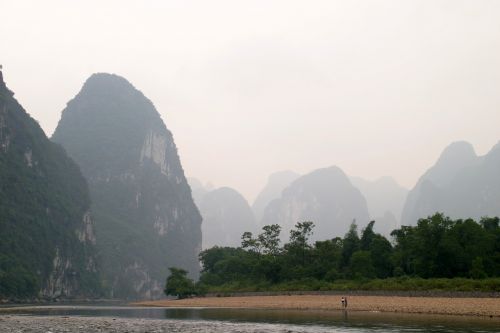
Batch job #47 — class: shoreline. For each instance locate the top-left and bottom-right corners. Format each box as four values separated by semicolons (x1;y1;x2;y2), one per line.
134;294;500;318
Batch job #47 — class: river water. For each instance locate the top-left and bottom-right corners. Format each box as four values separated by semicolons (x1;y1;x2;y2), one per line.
2;305;499;332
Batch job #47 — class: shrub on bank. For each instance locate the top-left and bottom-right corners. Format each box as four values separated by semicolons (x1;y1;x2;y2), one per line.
202;277;500;293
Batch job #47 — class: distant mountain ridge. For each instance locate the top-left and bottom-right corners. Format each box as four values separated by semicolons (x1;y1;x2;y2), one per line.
252;170;300;223
52;73;201;299
350;176;408;235
0;70;100;299
401;141;500;225
261;166;370;241
198;186;257;249
188;177;213;208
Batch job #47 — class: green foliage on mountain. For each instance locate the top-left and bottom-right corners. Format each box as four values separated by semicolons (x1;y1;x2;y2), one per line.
52;73;201;299
0;71;100;299
198;214;500;292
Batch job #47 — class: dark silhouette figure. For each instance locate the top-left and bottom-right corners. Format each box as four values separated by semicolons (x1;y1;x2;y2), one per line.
341;296;348;309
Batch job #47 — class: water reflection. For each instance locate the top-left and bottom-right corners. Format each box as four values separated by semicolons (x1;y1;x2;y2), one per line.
3;305;499;332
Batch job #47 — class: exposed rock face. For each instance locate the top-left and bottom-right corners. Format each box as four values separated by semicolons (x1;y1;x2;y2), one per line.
350;176;408;235
401;141;500;225
252;170;300;223
0;70;99;299
261;166;370;241
52;73;201;299
198;187;257;249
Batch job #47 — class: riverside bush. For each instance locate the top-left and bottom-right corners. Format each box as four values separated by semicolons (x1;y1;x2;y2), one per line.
199;215;500;294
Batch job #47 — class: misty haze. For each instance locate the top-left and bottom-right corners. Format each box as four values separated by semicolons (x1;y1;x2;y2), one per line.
1;1;500;332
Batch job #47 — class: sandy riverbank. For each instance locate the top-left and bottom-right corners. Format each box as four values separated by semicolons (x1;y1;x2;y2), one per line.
135;295;500;317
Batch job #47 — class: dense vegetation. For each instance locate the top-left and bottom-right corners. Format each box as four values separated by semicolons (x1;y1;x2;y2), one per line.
198;214;500;292
164;267;196;299
0;72;100;299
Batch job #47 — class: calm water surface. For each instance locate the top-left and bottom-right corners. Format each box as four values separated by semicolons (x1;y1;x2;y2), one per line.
4;305;500;332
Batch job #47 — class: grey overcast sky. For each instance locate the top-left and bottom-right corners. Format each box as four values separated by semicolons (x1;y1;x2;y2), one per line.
1;0;500;202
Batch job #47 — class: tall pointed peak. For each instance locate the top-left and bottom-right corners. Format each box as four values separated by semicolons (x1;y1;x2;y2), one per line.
52;73;201;298
82;73;136;93
305;165;349;181
0;65;4;87
65;72;160;120
267;170;300;184
436;141;476;166
0;67;11;94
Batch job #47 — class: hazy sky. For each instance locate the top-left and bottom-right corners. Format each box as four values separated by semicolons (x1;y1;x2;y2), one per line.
1;0;500;202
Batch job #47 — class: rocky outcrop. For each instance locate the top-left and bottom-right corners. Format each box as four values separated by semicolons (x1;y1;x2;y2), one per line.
261;166;370;241
0;69;100;299
198;187;257;249
401;141;500;225
52;73;201;299
252;170;300;223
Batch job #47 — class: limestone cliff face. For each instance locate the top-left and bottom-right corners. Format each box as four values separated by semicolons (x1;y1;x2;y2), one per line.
52;73;201;299
0;70;100;299
261;166;370;241
401;141;500;225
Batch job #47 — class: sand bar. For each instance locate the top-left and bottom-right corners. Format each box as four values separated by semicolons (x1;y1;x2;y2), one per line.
135;295;500;317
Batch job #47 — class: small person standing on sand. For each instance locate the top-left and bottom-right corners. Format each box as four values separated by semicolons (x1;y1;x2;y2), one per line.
341;297;348;309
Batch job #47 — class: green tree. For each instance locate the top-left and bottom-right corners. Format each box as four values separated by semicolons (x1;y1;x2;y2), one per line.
289;221;314;247
310;237;342;281
469;257;487;279
370;234;393;278
412;213;453;277
199;247;257;285
360;221;393;278
360;221;376;250
288;221;315;265
241;232;262;254
258;224;282;256
341;221;360;269
199;246;239;274
350;250;376;279
198;215;500;292
391;213;500;278
164;267;194;299
391;225;418;275
480;217;500;276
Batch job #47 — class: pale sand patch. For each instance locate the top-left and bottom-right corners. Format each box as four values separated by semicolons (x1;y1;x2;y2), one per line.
134;295;500;317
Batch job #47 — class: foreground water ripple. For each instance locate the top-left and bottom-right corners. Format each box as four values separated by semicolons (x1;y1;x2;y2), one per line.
1;306;498;333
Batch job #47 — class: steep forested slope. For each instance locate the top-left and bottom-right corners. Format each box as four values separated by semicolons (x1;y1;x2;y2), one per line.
0;70;99;299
